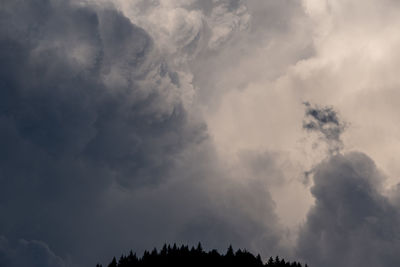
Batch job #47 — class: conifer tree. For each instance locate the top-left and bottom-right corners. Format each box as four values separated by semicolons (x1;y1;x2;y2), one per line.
107;257;117;267
226;245;234;257
196;242;203;253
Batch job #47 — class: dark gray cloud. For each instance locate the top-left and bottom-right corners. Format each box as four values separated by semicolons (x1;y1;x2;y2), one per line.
299;104;400;267
0;0;285;266
0;0;199;264
0;236;66;267
303;102;347;154
0;0;192;263
297;152;400;267
4;1;400;267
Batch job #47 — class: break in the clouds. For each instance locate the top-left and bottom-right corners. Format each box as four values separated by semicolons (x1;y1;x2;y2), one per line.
3;0;400;267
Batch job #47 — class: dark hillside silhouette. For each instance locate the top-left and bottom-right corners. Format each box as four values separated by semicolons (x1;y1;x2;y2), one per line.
97;243;308;267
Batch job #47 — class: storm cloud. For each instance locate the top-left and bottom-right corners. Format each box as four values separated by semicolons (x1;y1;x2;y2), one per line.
297;152;400;267
0;0;196;263
297;104;400;267
0;0;285;266
0;236;66;267
3;0;400;266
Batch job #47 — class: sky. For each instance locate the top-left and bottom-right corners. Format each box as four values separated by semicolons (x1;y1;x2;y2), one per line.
1;0;400;266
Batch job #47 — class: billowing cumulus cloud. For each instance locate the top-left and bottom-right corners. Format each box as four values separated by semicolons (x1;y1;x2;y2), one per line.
0;0;286;266
0;0;196;263
297;152;400;267
298;104;400;267
3;0;400;266
106;0;251;65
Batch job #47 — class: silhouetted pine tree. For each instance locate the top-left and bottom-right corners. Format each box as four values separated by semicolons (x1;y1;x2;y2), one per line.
108;257;117;267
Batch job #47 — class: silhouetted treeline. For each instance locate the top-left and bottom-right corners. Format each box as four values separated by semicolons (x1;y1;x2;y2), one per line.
97;243;308;267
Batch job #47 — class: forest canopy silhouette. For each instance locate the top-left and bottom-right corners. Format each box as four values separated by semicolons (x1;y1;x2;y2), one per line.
97;243;308;267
